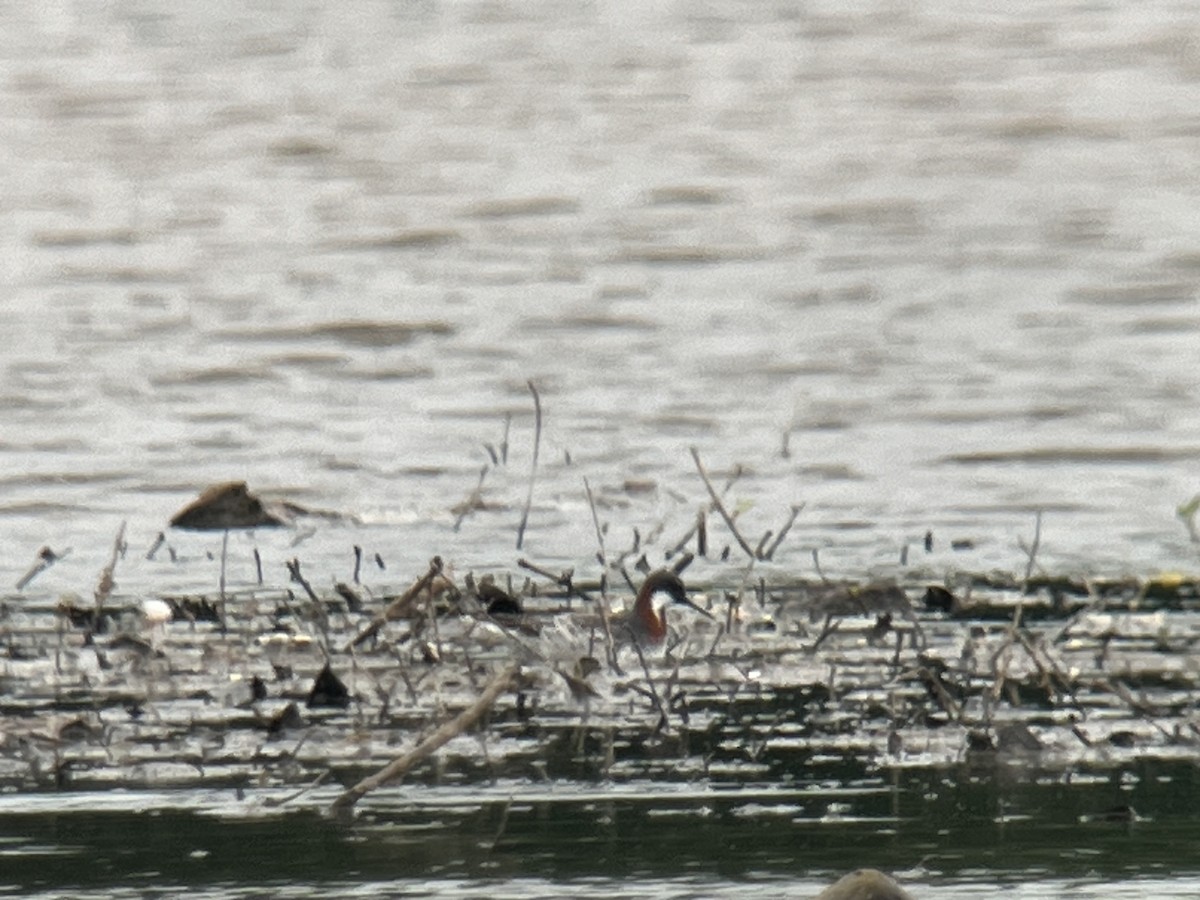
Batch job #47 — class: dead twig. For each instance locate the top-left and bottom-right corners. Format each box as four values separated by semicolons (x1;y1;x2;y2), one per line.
264;770;331;808
17;545;71;591
583;477;607;567
582;477;619;667
667;467;745;558
1021;510;1044;590
809;614;841;652
92;522;126;631
690;448;756;560
516;558;596;603
145;532;165;561
812;548;830;585
344;557;446;652
629;640;670;732
762;504;805;561
452;465;490;532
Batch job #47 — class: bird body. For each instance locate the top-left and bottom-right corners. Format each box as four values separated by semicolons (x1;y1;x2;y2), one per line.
613;569;712;648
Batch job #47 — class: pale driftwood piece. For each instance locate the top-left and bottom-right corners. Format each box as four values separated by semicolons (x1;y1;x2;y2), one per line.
329;663;517;814
343;557;445;652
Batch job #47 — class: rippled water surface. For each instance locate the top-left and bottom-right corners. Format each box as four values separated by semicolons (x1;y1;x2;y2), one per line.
3;0;1200;895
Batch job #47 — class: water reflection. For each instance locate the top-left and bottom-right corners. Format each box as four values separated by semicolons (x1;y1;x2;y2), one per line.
3;762;1200;897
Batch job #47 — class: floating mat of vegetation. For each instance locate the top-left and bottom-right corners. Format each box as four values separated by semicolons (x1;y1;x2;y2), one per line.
4;551;1200;823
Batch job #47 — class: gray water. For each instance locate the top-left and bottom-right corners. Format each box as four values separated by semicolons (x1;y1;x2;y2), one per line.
3;0;1200;895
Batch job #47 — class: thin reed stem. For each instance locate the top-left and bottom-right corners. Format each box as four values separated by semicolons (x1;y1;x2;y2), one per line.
516;381;542;550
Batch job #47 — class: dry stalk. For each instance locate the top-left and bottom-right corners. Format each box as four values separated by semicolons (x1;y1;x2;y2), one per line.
763;504;805;561
516;558;597;603
330;662;517;814
264;770;331;808
286;558;332;654
583;477;607;566
92;521;127;629
809;614;840;652
345;557;446;652
452;464;490;532
515;380;542;550
690;448;756;560
1021;510;1044;589
629;639;670;732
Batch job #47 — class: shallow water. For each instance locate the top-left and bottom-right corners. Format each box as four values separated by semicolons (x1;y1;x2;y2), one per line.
3;778;1200;898
3;0;1200;895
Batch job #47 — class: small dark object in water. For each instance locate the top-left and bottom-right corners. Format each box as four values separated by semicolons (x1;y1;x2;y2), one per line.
57;603;107;632
334;582;365;613
996;722;1043;753
250;675;268;702
57;718;99;743
950;538;975;551
1096;804;1138;823
816;868;915;900
966;729;996;752
868;613;893;644
474;576;540;634
480;581;522;618
307;663;350;708
267;701;304;736
1108;730;1138;748
163;596;222;623
922;585;956;613
923;530;933;553
912;653;964;716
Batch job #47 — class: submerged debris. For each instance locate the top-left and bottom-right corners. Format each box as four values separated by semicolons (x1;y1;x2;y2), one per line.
307;663;350;709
